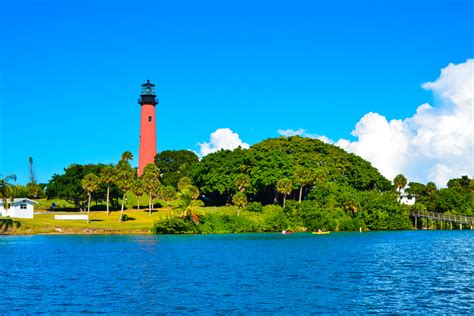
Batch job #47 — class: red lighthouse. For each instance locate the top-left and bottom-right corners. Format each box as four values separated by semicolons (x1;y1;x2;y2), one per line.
138;80;158;175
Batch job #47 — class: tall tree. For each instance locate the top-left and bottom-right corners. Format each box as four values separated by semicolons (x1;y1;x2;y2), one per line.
82;173;99;223
161;185;177;218
100;165;115;215
142;163;161;216
131;177;145;211
26;157;40;198
232;191;247;216
154;150;199;188
191;147;249;205
115;158;135;222
28;157;36;183
393;174;408;192
235;174;251;193
0;174;16;211
276;178;293;208
294;166;313;203
425;182;437;197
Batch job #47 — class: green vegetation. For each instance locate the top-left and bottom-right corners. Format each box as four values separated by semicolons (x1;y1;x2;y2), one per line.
6;211;164;235
142;163;161;216
192;137;392;205
0;174;17;209
154;150;199;188
3;136;472;235
82;173;100;223
407;176;474;216
394;174;408;192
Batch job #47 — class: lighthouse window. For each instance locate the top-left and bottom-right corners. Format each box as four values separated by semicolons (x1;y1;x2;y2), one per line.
148;116;152;122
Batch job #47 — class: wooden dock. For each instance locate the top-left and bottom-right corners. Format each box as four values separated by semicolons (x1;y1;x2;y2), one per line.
409;210;474;230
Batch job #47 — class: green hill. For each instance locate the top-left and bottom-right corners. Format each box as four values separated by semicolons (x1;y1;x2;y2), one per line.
192;136;392;205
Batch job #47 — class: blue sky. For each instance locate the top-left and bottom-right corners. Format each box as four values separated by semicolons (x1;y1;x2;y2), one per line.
0;0;473;184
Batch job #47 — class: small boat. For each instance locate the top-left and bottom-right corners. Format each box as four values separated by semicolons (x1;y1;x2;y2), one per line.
312;231;330;235
281;230;293;235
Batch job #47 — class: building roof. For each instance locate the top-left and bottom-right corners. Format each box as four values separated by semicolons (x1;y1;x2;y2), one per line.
0;198;38;205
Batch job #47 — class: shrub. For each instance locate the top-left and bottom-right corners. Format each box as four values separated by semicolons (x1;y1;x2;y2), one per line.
198;213;263;233
263;209;291;231
245;202;263;213
152;217;197;234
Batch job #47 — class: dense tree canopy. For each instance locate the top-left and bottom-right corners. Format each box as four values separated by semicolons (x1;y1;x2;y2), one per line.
405;176;473;216
192;136;392;205
154;150;199;188
46;163;121;210
47;164;104;209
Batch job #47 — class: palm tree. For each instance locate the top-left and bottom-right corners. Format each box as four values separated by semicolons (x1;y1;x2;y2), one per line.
276;178;293;208
341;196;360;217
82;173;99;223
115;159;135;222
0;218;20;233
161;185;176;218
235;174;251;193
131;177;144;211
0;174;17;213
426;182;437;197
177;177;192;192
393;174;408;193
100;165;115;215
174;185;203;223
142;163;161;217
121;151;133;162
232;191;247;216
294;166;312;203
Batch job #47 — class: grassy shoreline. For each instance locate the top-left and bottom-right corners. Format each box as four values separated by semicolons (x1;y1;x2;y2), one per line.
1;206;241;236
2;210;163;235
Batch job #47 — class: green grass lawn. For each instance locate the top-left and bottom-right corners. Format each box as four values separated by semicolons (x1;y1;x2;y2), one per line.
5;204;240;235
9;209;168;235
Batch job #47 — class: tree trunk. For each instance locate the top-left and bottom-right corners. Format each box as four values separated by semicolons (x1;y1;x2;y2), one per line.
148;191;152;217
106;186;110;215
273;189;278;204
74;199;81;211
299;186;303;203
283;195;286;209
87;193;91;223
137;195;140;211
120;192;126;222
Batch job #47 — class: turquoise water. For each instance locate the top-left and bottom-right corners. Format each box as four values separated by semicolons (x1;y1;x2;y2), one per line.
1;231;473;314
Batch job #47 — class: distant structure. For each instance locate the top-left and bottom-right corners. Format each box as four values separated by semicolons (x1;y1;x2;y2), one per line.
399;189;416;206
0;198;37;219
138;80;159;175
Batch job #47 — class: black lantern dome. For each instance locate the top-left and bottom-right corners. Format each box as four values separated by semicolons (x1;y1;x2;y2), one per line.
138;79;158;106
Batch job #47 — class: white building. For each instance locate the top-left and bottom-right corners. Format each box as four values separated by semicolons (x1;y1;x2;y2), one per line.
399;190;416;206
0;198;37;219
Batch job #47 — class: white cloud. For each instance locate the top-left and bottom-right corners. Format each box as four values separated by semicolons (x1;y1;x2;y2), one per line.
278;128;333;144
199;128;250;157
278;128;306;137
335;59;474;187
